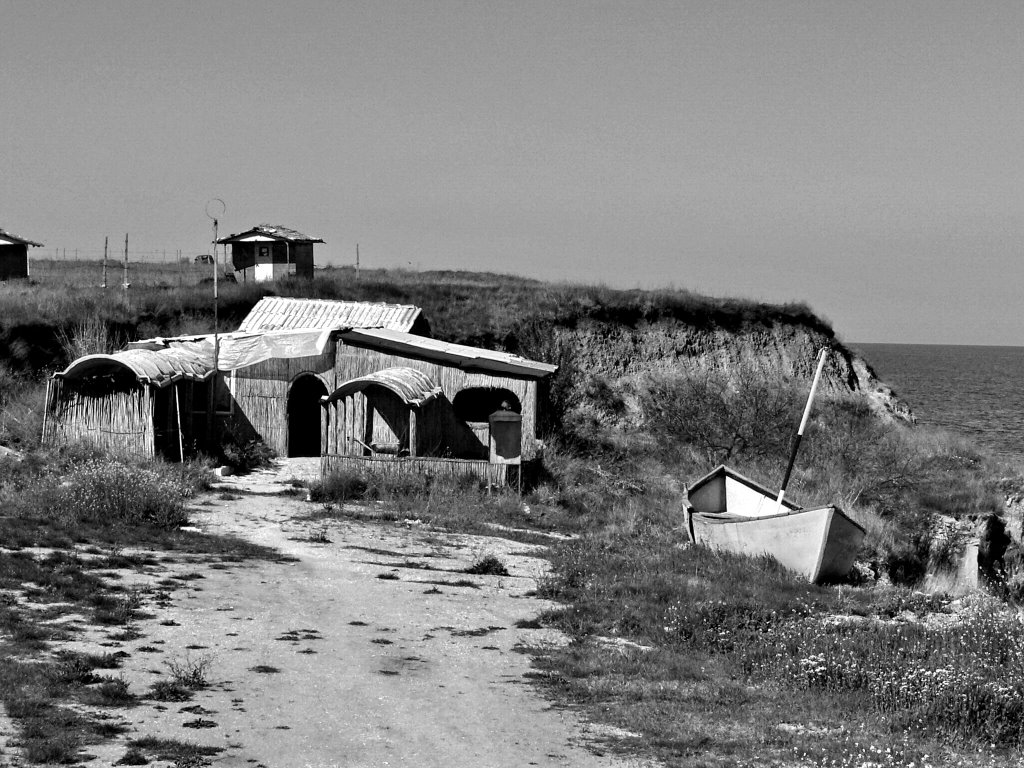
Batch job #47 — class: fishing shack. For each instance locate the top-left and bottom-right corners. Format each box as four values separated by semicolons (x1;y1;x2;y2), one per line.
317;328;556;485
45;299;556;487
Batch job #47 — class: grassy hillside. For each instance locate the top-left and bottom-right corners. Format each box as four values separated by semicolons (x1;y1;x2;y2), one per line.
5;259;834;364
0;259;840;445
3;260;1012;575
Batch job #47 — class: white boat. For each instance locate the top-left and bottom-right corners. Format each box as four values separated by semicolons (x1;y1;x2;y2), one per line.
683;465;865;583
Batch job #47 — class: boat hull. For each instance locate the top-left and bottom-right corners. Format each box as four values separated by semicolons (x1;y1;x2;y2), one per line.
686;504;864;583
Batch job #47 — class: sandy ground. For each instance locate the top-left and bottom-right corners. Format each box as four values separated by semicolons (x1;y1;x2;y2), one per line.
8;460;655;768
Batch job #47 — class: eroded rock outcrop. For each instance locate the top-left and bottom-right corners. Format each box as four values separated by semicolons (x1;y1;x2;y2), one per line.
544;316;913;422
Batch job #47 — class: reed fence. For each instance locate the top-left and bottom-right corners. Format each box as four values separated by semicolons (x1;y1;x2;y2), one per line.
321;454;509;487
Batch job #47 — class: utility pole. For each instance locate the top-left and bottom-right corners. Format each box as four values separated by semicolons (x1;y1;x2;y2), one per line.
356;243;360;279
102;236;108;288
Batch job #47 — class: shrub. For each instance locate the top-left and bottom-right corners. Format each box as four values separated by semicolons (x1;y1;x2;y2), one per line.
116;748;149;765
639;360;803;464
218;435;275;474
464;555;510;576
88;675;135;706
0;364;46;451
164;655;212;690
307;468;370;503
148;679;192;702
41;459;191;529
55;315;126;360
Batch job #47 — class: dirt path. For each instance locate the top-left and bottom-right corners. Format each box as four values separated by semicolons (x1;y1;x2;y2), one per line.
63;461;654;768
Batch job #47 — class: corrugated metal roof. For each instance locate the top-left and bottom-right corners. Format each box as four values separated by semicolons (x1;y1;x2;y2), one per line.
0;228;43;247
239;297;424;333
57;340;214;387
325;367;442;407
339;328;558;378
217;224;324;244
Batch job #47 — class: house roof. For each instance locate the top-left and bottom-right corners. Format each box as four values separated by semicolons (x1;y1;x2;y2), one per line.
338;328;558;378
57;340;215;388
324;367;442;407
216;224;324;244
0;228;43;247
238;297;425;334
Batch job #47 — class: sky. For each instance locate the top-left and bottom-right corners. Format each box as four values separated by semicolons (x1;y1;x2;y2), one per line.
3;1;1024;345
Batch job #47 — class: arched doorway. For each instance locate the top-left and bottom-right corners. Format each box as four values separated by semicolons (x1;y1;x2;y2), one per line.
288;374;328;457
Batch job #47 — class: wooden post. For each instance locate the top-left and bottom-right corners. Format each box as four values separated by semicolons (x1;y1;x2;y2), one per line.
174;383;185;461
408;410;417;458
41;378;52;445
122;233;129;310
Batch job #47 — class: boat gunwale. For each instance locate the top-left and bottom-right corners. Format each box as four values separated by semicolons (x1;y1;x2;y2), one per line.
685;494;867;536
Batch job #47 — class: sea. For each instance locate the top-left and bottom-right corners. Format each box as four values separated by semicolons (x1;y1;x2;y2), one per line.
854;343;1024;465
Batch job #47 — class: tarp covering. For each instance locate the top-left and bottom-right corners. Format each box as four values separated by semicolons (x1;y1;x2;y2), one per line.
324;367;442;407
216;329;333;369
60;329;333;386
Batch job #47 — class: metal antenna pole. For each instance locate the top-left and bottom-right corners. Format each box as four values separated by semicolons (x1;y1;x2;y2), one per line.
213;216;219;406
213;217;218;336
204;198;226;446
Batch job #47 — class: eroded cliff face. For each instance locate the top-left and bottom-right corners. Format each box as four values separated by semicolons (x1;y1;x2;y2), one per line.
547;317;913;422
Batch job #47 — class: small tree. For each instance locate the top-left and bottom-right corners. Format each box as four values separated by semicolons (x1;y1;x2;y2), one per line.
639;360;803;463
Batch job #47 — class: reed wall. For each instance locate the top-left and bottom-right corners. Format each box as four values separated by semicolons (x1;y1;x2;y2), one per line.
44;379;155;456
231;349;334;455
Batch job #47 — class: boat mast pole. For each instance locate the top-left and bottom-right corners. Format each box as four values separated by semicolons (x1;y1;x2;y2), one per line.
775;348;828;513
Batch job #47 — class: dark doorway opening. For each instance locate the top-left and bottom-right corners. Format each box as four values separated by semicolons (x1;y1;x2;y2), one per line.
452;388;521;422
288;375;328;457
